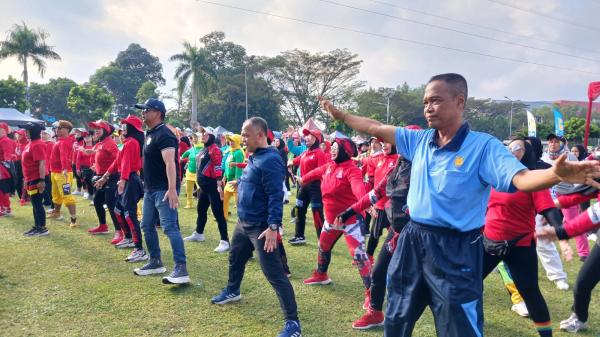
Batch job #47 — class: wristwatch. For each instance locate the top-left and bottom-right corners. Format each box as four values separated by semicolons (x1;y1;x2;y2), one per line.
268;224;280;231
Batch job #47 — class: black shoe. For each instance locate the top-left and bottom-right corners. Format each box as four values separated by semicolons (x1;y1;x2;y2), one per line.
288;236;306;245
29;227;49;237
23;227;38;236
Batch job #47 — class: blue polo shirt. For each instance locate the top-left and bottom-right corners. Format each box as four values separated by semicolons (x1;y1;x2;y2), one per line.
395;123;526;231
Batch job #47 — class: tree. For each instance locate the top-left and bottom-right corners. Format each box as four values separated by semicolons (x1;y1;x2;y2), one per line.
0;22;61;108
564;117;600;143
200;31;246;72
266;49;363;126
91;43;164;116
29;77;77;121
353;84;426;127
0;76;26;111
67;84;114;124
169;42;216;126
136;81;158;103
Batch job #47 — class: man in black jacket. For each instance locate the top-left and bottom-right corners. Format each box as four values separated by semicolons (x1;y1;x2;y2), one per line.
211;117;301;337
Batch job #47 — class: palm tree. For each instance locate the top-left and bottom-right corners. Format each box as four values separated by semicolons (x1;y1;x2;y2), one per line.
0;22;61;110
169;42;216;126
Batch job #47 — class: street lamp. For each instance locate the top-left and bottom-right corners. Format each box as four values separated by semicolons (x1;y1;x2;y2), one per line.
504;96;514;138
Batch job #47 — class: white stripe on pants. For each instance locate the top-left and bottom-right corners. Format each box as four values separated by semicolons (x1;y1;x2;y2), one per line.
535;214;568;281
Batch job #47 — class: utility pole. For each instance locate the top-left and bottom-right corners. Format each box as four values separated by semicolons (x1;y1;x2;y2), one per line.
244;66;249;120
504;96;514;138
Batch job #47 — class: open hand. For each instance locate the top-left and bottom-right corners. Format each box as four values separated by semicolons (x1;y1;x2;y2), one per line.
553;154;600;188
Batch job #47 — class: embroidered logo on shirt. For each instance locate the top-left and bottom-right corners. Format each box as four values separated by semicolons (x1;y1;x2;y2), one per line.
146;137;152;145
454;155;464;168
336;171;343;179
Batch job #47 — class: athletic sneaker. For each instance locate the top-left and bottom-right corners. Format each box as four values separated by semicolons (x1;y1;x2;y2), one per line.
183;231;205;242
115;238;135;249
211;287;242;304
47;211;63;220
88;224;109;235
303;271;332;285
72;190;82;196
214;240;230;253
111;230;124;245
555;279;570;291
560;313;588;332
32;227;49;237
83;192;90;199
133;258;166;276
352;309;384;330
588;233;597;242
277;320;302;337
23;227;38;236
125;249;149;263
288;236;306;245
511;302;529;317
362;289;371;310
162;263;191;284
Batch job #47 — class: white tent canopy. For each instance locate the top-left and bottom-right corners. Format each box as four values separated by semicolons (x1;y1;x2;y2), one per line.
0;108;44;126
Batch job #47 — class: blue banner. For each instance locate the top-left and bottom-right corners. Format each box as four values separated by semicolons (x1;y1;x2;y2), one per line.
553;108;564;137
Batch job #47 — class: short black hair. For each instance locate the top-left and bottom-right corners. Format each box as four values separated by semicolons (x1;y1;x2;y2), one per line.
246;117;268;136
428;73;468;100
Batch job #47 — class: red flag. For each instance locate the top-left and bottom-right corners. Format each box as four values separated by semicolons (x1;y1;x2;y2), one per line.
584;81;600;147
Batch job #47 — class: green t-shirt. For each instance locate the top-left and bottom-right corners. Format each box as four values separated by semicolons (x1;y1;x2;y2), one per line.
181;145;203;174
224;148;245;181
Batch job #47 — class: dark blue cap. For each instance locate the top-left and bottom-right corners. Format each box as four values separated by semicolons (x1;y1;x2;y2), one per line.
18;121;46;131
134;98;166;114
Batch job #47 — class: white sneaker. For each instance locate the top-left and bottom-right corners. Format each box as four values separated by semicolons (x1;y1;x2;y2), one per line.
83;192;90;199
511;302;529;317
560;313;588;332
214;240;230;253
588;233;597;242
555;279;570;291
115;238;135;249
184;232;205;242
72;190;82;196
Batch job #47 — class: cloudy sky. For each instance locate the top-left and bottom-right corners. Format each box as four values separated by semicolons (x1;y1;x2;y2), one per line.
1;0;599;106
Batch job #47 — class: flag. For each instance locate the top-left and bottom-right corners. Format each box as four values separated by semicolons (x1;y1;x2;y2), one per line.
526;110;536;137
584;81;600;147
553;107;564;137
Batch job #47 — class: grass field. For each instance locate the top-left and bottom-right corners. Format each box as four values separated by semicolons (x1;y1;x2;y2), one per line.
1;191;599;337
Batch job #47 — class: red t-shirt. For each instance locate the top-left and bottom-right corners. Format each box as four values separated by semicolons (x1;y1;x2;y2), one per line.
93;137;118;175
44;141;54;175
372;154;398;209
76;145;93;171
50;136;75;173
107;137;142;180
292;147;329;176
21;139;46;183
302;160;366;224
485;188;555;246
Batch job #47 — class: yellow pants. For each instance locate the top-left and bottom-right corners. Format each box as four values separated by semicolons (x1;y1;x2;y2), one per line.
223;182;237;220
51;172;76;206
185;175;197;208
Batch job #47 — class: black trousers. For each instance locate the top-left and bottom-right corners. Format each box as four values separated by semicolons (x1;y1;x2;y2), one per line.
28;181;46;229
80;167;95;195
483;244;551;326
294;181;323;238
196;179;228;242
115;173;144;249
573;243;600;322
72;164;82;190
42;174;53;207
227;220;298;321
370;229;395;311
367;208;390;257
93;174;118;230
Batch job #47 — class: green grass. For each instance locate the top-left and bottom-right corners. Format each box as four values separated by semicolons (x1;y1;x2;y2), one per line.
1;192;599;337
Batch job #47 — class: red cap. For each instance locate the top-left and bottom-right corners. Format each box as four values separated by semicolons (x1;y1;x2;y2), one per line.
267;129;274;143
335;137;357;157
0;122;9;134
15;129;27;136
302;128;323;142
88;119;112;134
121;115;143;132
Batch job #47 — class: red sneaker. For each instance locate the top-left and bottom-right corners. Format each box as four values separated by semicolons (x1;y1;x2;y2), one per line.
303;270;332;285
352;309;384;330
88;224;109;235
110;230;124;244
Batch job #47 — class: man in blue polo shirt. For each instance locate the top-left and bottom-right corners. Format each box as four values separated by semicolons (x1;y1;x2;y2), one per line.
319;73;600;337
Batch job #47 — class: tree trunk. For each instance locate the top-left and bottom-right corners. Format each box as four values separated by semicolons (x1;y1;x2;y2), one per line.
23;57;30;113
191;80;198;127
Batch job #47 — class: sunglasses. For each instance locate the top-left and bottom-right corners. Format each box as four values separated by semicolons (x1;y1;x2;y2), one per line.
142;108;157;114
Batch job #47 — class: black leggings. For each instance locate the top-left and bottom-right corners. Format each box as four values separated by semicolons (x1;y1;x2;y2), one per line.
42;174;53;207
370;229;395;311
294;181;323;238
28;182;46;229
115;173;144;249
196;179;229;242
72;164;82;190
366;208;390;257
80;167;95;195
93;174;118;230
573;243;600;322
483;245;551;326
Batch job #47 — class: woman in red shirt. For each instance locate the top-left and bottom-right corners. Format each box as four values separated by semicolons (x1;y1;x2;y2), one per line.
288;129;329;245
483;138;564;337
99;115;146;262
87;120;120;241
76;132;94;200
19;122;49;236
299;136;371;302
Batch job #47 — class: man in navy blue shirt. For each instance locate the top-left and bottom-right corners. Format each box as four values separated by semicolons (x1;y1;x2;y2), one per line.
211;117;301;337
319;73;600;337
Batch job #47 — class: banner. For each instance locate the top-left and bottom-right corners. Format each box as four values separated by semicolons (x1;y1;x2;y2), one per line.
584;81;600;147
526;110;536;137
553;107;564;137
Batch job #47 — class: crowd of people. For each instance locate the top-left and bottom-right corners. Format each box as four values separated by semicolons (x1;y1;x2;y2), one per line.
3;73;600;337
